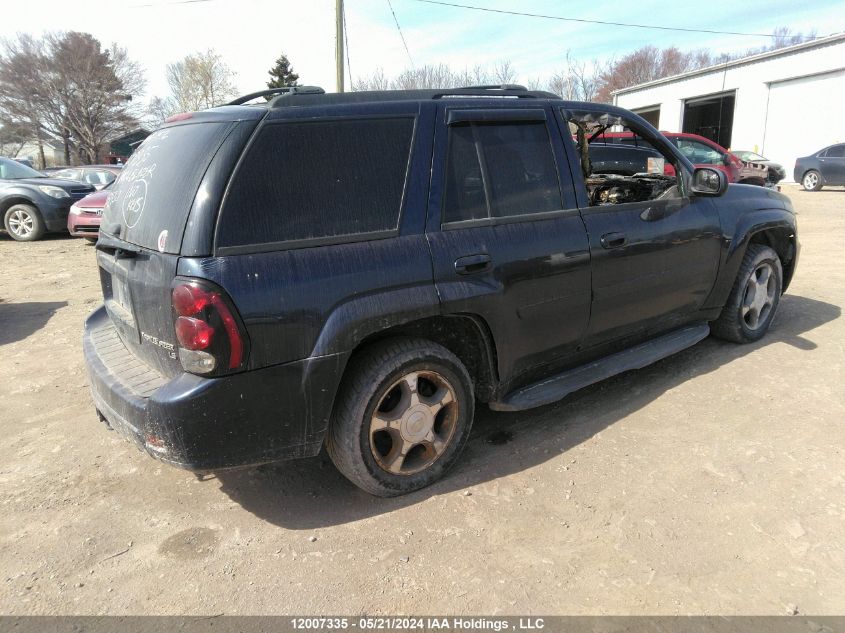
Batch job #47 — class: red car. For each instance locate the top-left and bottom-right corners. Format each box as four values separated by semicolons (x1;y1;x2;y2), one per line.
594;131;768;185
67;184;110;240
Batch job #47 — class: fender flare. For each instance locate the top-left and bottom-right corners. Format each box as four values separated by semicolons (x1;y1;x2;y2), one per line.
706;208;797;309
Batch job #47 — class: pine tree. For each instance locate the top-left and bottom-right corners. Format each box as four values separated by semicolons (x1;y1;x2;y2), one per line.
266;54;300;91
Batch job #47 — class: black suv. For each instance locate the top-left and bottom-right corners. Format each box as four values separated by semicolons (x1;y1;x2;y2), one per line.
83;86;799;496
1;157;95;241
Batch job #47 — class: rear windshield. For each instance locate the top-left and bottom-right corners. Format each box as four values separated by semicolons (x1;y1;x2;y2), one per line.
101;122;232;254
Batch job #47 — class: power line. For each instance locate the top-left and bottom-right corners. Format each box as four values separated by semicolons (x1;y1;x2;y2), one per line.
409;0;824;40
387;0;415;67
343;1;352;85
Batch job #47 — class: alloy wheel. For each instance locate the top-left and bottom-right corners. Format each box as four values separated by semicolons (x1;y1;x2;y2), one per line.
369;370;459;475
741;262;777;330
8;208;34;238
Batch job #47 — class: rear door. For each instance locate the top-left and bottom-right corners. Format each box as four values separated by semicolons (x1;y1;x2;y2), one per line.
426;104;591;385
97;120;245;377
819;144;845;184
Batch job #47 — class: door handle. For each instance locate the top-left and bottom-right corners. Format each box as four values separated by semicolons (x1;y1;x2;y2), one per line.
600;232;627;249
454;253;492;275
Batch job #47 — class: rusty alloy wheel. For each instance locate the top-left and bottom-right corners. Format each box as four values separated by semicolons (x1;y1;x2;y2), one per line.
368;370;459;475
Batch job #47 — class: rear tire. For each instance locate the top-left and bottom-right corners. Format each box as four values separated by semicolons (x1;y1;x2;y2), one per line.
711;244;782;344
802;170;823;191
326;337;474;497
4;204;46;242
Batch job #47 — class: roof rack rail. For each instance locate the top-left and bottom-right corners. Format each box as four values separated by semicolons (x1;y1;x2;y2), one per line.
262;87;562;109
228;86;325;106
456;84;528;91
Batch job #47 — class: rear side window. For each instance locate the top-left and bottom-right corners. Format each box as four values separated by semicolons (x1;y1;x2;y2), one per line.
102;122;233;253
217;118;415;249
827;145;845;158
443;121;562;224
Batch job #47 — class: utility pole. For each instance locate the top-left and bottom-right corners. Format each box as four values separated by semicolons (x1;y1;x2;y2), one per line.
336;0;345;93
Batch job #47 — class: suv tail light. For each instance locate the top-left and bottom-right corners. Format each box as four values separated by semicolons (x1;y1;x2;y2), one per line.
171;278;249;375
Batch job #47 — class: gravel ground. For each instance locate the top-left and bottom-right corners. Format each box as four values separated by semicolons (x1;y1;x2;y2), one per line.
0;185;843;615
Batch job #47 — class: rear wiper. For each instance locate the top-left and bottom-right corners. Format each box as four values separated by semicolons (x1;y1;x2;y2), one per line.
96;230;140;259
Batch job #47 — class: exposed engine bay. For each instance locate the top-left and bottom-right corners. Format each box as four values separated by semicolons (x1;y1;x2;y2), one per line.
568;109;681;206
585;174;678;206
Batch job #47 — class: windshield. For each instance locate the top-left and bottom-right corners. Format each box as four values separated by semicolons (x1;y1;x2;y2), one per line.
0;157;45;180
736;151;766;161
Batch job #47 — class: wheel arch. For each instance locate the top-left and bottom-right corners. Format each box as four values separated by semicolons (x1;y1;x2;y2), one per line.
339;314;500;403
0;195;39;218
706;210;798;310
749;226;796;285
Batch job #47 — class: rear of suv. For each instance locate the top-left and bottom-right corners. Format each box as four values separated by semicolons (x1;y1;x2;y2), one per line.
84;86;798;496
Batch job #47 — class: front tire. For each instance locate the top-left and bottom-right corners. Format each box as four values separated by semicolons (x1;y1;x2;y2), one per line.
4;204;46;241
802;170;823;191
712;244;782;343
326;338;474;497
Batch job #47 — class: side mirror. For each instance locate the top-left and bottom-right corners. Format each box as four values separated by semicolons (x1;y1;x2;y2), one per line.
691;167;727;196
723;153;733;166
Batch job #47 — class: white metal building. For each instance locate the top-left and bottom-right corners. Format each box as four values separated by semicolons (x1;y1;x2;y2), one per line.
613;33;845;181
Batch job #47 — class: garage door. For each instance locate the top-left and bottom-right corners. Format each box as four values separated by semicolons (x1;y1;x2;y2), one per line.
763;69;845;181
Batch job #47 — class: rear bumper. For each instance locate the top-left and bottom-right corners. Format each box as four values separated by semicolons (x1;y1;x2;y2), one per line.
83;305;346;471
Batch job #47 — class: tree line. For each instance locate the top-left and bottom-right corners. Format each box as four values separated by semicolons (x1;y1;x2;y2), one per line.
0;26;814;167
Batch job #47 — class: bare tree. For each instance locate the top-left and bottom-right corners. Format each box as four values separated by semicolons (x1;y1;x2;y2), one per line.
352;61;524;92
0;121;29;157
0;31;144;165
594;46;715;102
0;34;50;166
50;32;144;163
491;60;516;85
166;49;238;111
146;96;176;127
547;51;603;102
351;68;390;92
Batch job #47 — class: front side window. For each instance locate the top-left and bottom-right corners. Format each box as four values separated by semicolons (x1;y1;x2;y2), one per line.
566;109;682;207
675;139;723;165
218;117;414;248
443;120;562;224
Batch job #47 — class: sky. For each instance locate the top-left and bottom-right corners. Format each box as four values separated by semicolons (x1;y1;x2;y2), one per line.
2;0;844;107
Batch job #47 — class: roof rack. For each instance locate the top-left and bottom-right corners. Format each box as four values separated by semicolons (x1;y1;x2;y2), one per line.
258;85;560;108
227;86;326;106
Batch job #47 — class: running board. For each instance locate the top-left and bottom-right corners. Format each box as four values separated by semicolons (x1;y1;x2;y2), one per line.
490;323;710;412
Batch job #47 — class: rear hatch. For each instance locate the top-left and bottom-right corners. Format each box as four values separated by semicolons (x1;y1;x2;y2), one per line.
96;118;246;377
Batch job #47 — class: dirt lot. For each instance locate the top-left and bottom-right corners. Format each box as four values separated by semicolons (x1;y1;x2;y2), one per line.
0;185;843;616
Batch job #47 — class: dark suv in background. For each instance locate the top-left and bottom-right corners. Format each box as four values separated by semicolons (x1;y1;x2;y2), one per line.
83;86;798;496
1;156;95;241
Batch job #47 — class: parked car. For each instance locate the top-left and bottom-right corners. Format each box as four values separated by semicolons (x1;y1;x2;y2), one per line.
597;131;770;186
67;181;112;240
48;165;122;190
732;150;786;185
0;156;95;241
793;143;845;191
13;157;34;168
83;86;799;497
587;144;671;176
